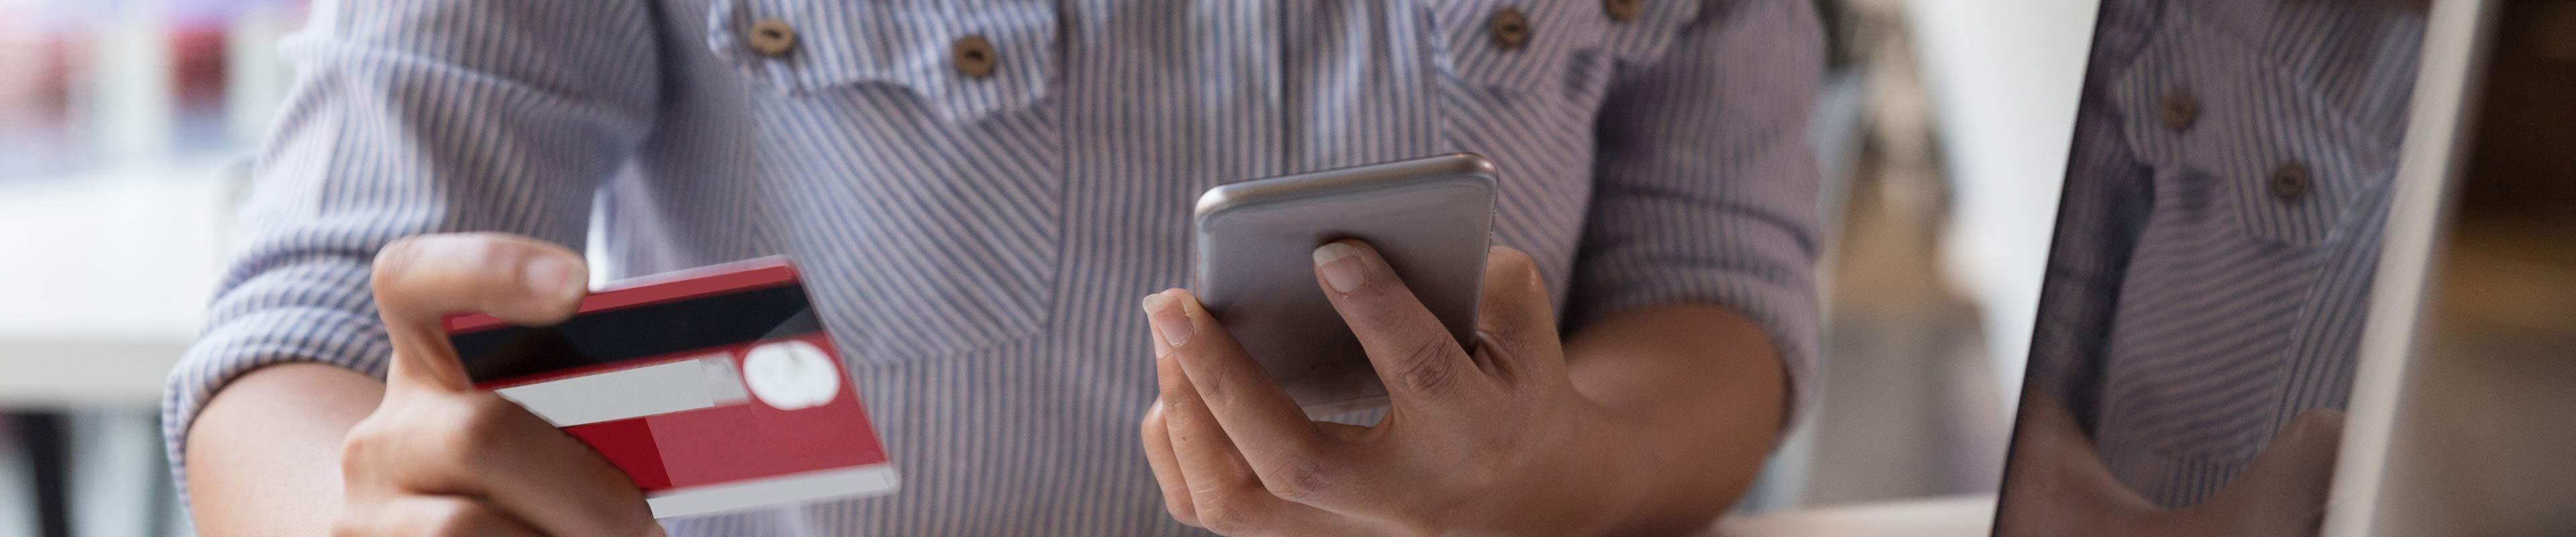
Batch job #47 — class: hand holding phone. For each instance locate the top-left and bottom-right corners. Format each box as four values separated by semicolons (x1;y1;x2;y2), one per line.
1191;154;1499;413
1140;244;1646;535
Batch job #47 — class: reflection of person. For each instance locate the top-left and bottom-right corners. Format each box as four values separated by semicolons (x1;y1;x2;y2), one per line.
167;1;1827;535
2000;0;2427;534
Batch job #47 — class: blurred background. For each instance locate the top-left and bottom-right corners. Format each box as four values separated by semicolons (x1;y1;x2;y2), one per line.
0;0;2098;534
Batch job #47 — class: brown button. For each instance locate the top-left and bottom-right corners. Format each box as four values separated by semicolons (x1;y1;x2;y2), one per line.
1491;8;1532;50
747;19;797;58
2271;162;2312;203
952;35;997;79
2160;91;2199;131
1604;0;1646;21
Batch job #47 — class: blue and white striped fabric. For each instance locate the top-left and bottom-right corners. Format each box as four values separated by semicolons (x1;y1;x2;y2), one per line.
2022;0;2424;509
164;0;1824;534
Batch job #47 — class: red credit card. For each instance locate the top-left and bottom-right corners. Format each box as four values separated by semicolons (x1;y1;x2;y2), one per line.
443;256;896;518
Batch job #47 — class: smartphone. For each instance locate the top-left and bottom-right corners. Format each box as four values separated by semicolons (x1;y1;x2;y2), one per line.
1191;153;1497;415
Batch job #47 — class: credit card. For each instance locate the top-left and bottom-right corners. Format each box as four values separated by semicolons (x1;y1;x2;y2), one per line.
443;256;897;519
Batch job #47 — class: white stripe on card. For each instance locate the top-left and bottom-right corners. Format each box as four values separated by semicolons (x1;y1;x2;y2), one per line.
492;355;748;426
645;463;902;519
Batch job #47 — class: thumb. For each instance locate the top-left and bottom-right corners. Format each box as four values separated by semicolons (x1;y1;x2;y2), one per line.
2007;391;2160;512
2196;409;2345;534
370;233;590;393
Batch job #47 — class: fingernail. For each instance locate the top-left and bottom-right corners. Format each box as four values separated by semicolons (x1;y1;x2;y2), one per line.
523;255;585;302
1313;242;1366;293
1141;291;1193;347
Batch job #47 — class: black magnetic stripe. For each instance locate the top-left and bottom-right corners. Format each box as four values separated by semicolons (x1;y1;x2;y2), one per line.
452;285;823;382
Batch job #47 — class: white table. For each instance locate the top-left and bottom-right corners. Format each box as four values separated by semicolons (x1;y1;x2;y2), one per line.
1713;494;1995;536
0;167;233;536
1907;0;2098;411
0;165;235;407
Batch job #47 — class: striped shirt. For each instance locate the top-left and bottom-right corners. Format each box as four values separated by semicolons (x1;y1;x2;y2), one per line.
162;0;1825;534
2023;0;2424;509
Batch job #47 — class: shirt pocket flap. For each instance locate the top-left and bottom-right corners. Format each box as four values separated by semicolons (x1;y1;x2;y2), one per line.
708;0;1057;124
1597;0;1700;65
1428;0;1697;96
2110;15;2396;248
2198;102;2388;248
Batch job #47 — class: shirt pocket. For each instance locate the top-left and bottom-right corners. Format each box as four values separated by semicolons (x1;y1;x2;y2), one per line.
706;0;1056;124
1426;0;1697;103
704;0;1067;363
1419;0;1693;276
2196;99;2389;249
2112;11;2398;249
2090;9;2402;481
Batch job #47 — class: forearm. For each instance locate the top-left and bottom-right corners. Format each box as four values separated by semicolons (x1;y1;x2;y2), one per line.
184;362;385;536
1562;303;1788;534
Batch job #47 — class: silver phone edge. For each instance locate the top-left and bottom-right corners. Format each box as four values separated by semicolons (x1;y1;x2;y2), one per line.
1192;152;1497;219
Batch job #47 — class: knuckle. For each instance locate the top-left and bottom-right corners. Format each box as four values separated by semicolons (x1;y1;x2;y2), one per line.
1193;370;1235;404
417;497;495;537
431;395;519;466
371;234;524;297
1138;405;1171;441
370;238;424;291
1165;499;1201;528
339;423;386;474
1396;337;1460;396
1193;495;1268;534
329;513;370;537
1256;454;1338;503
1201;515;1256;535
339;410;417;477
1158;389;1199;418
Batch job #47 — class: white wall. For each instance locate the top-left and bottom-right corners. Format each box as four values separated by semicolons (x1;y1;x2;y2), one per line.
1904;0;2100;410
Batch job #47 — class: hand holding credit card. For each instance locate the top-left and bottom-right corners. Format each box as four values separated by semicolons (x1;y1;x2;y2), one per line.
441;255;899;519
342;234;663;535
339;234;898;534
